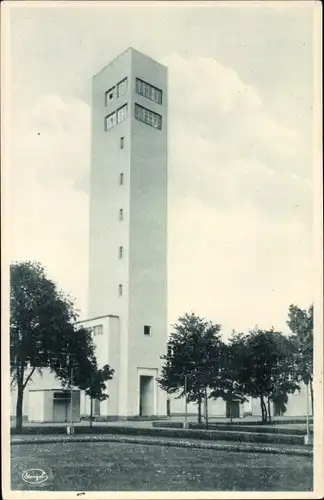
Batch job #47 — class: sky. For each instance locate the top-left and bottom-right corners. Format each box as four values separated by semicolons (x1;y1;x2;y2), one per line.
6;1;318;337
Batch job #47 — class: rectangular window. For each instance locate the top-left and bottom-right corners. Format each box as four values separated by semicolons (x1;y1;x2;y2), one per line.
105;86;116;106
119;208;123;221
117;104;128;124
120;137;124;149
119;173;124;185
93;325;103;336
144;325;151;336
117;78;128;98
119;284;123;296
119;246;123;259
105;112;116;130
135;78;162;104
134;104;162;130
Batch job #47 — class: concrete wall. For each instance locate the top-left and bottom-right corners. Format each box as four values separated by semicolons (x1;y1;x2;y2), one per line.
89;49;168;418
76;315;120;417
28;391;44;422
11;368;62;417
127;49;168;417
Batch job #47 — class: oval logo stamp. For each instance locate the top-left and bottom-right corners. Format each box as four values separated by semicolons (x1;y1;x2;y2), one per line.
21;468;48;485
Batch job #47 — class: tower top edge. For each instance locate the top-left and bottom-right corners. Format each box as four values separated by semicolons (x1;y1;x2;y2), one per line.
92;47;167;78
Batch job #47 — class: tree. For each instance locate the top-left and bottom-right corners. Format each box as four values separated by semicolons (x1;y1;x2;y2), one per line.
209;333;247;423
287;303;314;415
85;365;114;427
10;261;111;429
229;328;299;423
157;312;223;424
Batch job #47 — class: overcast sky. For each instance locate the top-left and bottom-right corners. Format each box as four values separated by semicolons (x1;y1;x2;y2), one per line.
7;1;318;336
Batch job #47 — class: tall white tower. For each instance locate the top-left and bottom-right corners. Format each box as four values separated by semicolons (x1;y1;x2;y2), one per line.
88;48;168;417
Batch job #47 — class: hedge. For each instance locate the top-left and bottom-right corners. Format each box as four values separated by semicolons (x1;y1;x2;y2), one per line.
10;424;310;446
152;421;313;436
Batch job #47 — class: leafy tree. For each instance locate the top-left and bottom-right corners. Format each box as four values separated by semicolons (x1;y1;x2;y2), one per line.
230;328;299;423
10;261;113;429
84;365;114;427
158;312;223;424
210;333;247;423
287;303;314;415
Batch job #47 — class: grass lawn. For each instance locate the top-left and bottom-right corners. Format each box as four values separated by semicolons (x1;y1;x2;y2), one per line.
11;441;313;492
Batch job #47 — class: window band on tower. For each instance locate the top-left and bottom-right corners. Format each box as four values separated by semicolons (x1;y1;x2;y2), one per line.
135;78;162;105
134;104;162;130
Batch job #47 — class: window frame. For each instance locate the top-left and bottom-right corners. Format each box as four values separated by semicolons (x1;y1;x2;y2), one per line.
105;111;116;131
117;78;128;98
105;86;116;106
117;104;128;124
135;78;162;105
134;104;162;130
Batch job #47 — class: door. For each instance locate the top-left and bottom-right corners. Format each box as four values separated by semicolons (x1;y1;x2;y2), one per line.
226;400;240;419
139;376;154;416
53;401;68;422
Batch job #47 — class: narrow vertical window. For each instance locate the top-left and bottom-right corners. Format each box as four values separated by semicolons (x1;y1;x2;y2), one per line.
119;246;123;259
120;137;124;149
119;284;123;296
117;78;128;98
144;325;151;336
117;104;128;124
119;209;124;221
119;173;124;185
105;87;116;106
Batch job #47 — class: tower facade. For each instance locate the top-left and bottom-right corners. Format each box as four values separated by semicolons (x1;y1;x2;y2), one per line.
89;48;168;417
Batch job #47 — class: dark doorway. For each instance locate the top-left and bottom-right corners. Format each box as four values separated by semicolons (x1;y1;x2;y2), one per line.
139;375;154;416
226;400;240;419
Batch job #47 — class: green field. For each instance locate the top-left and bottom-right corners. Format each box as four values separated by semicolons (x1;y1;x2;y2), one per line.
11;441;313;491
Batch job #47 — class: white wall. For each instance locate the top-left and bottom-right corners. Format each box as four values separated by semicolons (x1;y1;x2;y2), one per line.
28;391;44;422
127;49;168;417
89;49;168;418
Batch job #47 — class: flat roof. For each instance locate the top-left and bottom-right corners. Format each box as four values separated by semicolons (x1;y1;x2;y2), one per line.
75;314;119;325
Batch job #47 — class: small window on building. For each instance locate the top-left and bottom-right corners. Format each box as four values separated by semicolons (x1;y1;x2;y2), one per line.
119;284;123;296
120;137;124;149
119;173;124;185
105;87;116;106
105;112;116;130
117;78;128;98
117;104;128;124
119;208;124;221
144;325;151;336
119;246;123;259
93;325;103;336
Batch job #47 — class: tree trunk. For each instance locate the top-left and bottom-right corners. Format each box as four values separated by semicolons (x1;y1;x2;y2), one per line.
204;388;208;429
90;397;93;428
260;395;268;423
15;363;25;430
16;386;24;430
310;380;314;416
197;397;202;423
267;397;272;423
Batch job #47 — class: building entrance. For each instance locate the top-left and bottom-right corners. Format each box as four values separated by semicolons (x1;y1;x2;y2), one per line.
139;375;154;416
